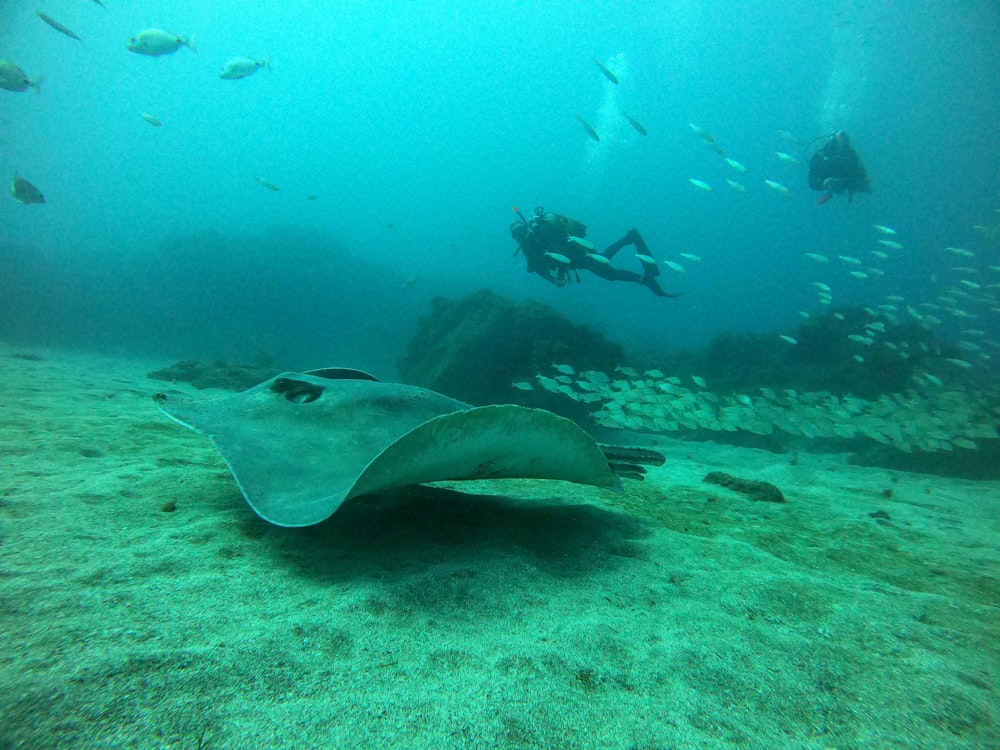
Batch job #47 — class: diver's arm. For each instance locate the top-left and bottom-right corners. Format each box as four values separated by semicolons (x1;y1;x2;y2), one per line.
534;268;565;287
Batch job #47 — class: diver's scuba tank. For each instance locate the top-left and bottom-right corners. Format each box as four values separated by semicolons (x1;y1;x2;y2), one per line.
532;205;587;238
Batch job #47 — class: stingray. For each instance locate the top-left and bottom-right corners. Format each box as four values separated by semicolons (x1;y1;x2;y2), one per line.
154;368;662;527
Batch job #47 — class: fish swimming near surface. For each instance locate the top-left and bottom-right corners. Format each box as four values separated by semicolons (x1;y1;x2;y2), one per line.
219;57;270;80
774;151;801;165
872;224;896;235
0;61;41;94
545;252;572;264
592;57;618;84
622;113;647;135
255;177;280;191
36;12;82;42
127;29;196;57
724;158;748;173
688;178;713;193
139;112;162;126
11;175;45;204
575;115;600;142
725;179;748;193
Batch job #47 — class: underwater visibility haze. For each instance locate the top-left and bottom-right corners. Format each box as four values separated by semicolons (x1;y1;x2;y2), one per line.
1;0;998;369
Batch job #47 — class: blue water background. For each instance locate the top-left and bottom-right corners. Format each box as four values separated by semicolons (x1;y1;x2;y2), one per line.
1;0;998;376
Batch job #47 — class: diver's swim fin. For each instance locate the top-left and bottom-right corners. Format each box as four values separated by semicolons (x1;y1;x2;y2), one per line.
640;273;681;298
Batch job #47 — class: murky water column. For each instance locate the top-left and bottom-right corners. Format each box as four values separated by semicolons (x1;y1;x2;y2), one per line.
817;3;872;133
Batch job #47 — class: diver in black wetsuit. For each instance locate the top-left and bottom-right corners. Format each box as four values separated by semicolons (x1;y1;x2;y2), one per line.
509;206;678;297
807;131;871;204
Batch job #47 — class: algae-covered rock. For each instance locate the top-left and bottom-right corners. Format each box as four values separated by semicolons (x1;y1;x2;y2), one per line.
147;359;281;391
398;289;623;405
704;307;933;398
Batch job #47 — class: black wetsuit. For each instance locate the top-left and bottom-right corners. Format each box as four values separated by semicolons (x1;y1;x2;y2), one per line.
808;132;871;202
513;213;673;297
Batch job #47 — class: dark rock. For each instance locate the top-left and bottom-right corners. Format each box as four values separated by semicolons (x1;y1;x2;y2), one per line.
702;471;786;503
147;359;281;391
398;289;624;406
703;307;938;398
848;440;1000;480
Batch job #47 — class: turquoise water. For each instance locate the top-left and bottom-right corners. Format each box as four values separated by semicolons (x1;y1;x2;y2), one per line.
2;5;1000;747
2;0;998;372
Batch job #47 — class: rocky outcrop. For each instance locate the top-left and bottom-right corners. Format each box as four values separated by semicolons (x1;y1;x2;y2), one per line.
398;289;623;405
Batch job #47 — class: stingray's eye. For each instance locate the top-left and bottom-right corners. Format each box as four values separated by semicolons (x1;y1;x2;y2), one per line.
270;377;324;404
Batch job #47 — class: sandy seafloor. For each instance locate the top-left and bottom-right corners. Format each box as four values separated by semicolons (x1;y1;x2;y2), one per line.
1;342;997;750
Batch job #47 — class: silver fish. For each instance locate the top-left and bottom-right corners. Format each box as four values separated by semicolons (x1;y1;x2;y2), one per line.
622;113;647;135
37;12;82;42
219;57;270;80
11;175;45;204
575;115;600;142
0;61;41;94
127;29;196;57
592;58;618;84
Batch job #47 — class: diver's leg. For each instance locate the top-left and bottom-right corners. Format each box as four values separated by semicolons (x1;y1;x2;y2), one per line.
640;274;680;298
581;258;679;297
601;228;640;260
579;256;640;282
627;228;661;278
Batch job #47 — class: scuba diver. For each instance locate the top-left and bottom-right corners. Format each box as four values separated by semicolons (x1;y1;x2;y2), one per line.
807;131;871;204
509;206;679;298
